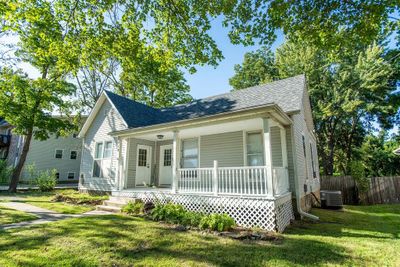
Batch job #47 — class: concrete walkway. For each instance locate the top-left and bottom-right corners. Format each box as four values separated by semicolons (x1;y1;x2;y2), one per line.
0;202;112;230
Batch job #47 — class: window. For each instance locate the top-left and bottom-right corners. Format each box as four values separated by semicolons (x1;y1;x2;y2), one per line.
310;143;316;178
182;139;198;168
163;149;172;166
70;150;77;160
72;133;78;138
55;172;60;180
302;135;307;158
93;160;101;177
94;142;103;159
55;149;63;159
246;132;264;166
67;172;75;180
103;141;112;158
138;148;147;167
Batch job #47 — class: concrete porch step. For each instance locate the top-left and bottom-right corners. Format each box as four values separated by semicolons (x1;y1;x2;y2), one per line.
103;200;126;208
96;205;121;213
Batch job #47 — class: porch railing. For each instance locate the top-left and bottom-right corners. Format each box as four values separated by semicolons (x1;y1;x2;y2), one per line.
177;161;289;197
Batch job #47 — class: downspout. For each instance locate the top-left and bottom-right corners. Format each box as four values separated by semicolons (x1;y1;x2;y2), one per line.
289;123;319;221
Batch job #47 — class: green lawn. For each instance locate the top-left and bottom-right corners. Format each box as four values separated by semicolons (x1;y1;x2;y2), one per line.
0;204;398;266
0;190;97;214
0;205;38;225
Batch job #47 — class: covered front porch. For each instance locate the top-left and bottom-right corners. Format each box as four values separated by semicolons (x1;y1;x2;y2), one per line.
114;111;293;199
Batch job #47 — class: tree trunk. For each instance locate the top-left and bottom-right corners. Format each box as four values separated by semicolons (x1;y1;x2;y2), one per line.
325;133;335;175
8;129;33;193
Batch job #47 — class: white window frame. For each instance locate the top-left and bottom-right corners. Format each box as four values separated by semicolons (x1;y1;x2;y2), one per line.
181;137;199;169
54;149;64;159
92;140;113;178
67;172;75;180
70;150;78;160
245;130;264;166
103;141;113;159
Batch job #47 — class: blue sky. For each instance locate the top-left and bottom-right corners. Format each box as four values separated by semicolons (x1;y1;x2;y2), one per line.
185;20;285;99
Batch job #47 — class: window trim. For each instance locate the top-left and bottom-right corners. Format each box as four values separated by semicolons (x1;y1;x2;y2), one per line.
92;140;113;178
181;137;199;169
54;149;64;159
245;130;264;166
70;150;78;160
67;172;75;180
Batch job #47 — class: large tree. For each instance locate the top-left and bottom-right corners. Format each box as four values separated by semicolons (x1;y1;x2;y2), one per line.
230;39;399;175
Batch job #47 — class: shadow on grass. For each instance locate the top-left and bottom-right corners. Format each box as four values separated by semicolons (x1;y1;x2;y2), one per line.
286;205;400;240
0;215;348;266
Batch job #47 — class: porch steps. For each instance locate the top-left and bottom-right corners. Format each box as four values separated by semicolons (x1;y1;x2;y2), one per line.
95;196;140;213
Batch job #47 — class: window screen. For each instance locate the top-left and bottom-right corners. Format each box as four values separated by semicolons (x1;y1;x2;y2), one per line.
182;139;198;168
246;132;264;166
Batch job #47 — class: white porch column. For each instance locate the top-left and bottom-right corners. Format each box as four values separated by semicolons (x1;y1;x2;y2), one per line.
280;127;289;192
172;130;180;193
262;118;274;197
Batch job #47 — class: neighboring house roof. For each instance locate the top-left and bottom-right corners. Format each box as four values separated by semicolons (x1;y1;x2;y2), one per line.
0;118;10;128
80;74;306;137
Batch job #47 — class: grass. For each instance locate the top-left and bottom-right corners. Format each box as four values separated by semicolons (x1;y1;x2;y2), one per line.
0;190;101;214
0;205;38;225
0;204;398;266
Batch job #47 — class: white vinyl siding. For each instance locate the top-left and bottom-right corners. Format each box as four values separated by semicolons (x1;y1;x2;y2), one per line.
80;99;126;190
270;127;283;167
200;131;244;168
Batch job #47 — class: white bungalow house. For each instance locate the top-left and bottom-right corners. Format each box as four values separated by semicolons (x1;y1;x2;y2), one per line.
78;75;320;232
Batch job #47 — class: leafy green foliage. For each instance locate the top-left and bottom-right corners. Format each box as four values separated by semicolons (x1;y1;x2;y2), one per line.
121;201;145;215
0;160;12;185
34;169;58;192
199;213;236;232
230;38;400;175
150;203;235;232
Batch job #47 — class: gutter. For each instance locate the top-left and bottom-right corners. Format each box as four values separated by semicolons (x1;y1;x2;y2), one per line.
289;122;319;221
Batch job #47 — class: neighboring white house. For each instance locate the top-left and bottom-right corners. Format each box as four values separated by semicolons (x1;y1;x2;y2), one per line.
1;119;83;182
78;75;321;232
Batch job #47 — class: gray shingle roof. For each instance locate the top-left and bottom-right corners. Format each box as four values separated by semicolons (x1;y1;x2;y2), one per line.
105;74;306;129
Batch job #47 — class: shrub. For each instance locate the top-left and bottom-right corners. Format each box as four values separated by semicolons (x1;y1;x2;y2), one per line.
52;190;108;205
151;203;186;223
199;213;236;232
181;211;203;227
35;169;58;191
0;160;12;185
121;201;144;215
151;203;236;232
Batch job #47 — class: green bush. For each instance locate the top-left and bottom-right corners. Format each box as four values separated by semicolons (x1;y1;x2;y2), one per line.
52;190;108;205
151;203;186;223
121;201;144;215
35;169;58;191
199;213;236;232
0;160;12;185
150;203;236;232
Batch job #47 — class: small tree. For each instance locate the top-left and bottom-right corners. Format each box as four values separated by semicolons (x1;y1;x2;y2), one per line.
0;68;76;192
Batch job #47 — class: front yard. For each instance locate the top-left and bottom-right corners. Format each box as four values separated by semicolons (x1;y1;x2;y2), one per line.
0;190;398;266
0;205;38;225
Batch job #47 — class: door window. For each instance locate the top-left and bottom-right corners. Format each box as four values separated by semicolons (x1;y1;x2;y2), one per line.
163;149;172;166
138;148;147;167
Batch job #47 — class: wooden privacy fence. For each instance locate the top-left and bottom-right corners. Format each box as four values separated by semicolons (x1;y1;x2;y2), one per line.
320;176;400;205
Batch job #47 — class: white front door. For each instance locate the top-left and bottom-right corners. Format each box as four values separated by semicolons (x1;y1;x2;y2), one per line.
159;144;173;185
136;144;152;186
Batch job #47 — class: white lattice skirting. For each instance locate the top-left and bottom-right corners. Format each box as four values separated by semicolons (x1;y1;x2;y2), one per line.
114;191;294;232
